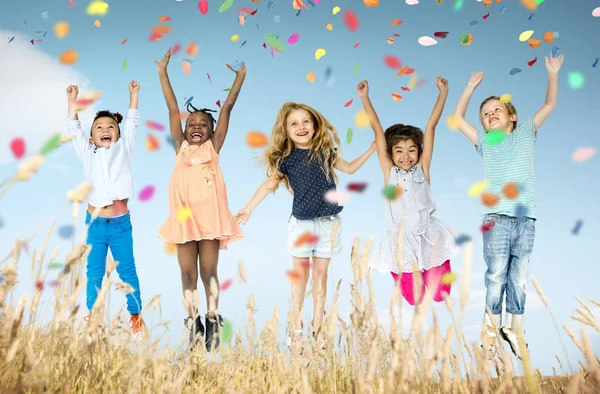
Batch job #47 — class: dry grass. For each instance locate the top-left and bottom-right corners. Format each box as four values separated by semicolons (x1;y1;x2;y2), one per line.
1;177;599;393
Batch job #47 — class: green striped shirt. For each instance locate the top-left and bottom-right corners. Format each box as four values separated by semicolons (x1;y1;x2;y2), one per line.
476;118;537;219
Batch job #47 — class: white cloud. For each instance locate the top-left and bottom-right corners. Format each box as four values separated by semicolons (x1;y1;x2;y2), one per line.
0;30;97;164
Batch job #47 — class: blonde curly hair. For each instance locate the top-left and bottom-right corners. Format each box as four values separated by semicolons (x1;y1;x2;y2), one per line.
259;102;341;192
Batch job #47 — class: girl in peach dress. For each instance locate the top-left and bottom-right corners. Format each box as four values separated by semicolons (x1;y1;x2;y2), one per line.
155;48;245;351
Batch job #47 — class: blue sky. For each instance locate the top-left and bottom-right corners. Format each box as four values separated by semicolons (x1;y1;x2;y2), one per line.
1;0;599;375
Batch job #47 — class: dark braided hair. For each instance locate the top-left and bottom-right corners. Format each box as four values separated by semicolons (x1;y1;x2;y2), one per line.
185;103;217;135
91;110;123;136
384;123;424;160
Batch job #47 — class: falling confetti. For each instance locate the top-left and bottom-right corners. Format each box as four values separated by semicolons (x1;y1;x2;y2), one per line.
382;185;403;201
122;59;128;71
509;68;522;75
568;72;584;89
324;190;350;203
458;33;473;46
572;147;596;162
441;272;458;285
41;12;49;19
198;0;209;14
467;180;488;197
503;182;519;199
354;62;360;74
347;182;367;192
344;99;353;107
183;61;191;75
58;224;74;239
86;1;109;16
165;242;176;255
481;221;494;233
73;91;102;111
294;232;319;247
219;0;234;12
326;23;333;31
48;262;65;270
343;10;359;31
391;93;402;102
446;115;460;130
485;129;506;145
8;37;15;43
594;7;600;17
54;22;70;39
391;19;403;26
387;38;394;45
158;15;171;22
355;110;369;128
40;133;62;156
306;72;315;82
346;127;353;144
481;193;499;207
552;46;562;58
177;207;192;222
221;319;233;344
246;131;269;148
10;138;25;159
230;34;239;42
220;278;233;291
543;31;555;44
59;50;78;64
288;33;300;44
266;34;285;51
519;30;534;41
571;220;583;235
145;120;164;131
499;94;512;103
286;269;303;283
94;20;101;27
332;6;340;14
384;55;401;69
146;135;160;151
520;0;537;11
138;185;155;202
364;0;379;6
454;234;471;246
528;38;541;49
315;48;326;60
593;58;599;68
527;57;537;67
434;32;448;38
121;38;128;45
417;36;437;46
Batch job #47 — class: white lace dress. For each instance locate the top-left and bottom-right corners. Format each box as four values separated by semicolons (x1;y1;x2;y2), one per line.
370;164;459;274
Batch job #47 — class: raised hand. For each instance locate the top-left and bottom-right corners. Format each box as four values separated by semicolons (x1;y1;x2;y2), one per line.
226;61;246;76
66;85;79;102
357;80;369;97
467;71;484;88
435;76;448;93
235;207;252;225
545;52;564;74
129;80;140;93
156;48;172;73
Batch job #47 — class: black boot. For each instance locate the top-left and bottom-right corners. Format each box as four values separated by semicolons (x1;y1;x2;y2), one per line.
186;315;204;350
205;314;223;352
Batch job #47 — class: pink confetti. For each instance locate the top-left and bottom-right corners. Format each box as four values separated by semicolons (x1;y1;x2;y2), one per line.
344;99;353;107
572;147;596;163
220;278;233;291
288;33;300;45
384;55;401;69
10;137;25;159
198;0;208;15
138;185;155;202
343;10;359;31
145;120;164;131
121;38;128;45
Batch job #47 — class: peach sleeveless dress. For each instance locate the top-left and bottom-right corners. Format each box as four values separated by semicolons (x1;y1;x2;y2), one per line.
157;139;243;249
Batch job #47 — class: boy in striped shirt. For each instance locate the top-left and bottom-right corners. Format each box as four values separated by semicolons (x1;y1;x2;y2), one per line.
452;52;564;359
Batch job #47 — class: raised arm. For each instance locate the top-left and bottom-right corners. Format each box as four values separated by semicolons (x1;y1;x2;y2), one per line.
212;62;247;154
334;142;376;174
66;85;88;159
235;175;281;225
533;52;564;131
452;71;484;147
357;80;394;183
122;80;140;150
156;48;184;153
420;76;448;180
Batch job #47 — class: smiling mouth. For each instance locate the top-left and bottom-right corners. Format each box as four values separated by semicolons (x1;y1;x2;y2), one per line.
399;160;412;166
489;117;499;124
191;132;203;141
296;131;309;137
101;135;112;142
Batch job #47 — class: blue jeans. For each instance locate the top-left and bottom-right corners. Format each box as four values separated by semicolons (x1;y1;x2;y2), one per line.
482;214;535;316
85;211;142;315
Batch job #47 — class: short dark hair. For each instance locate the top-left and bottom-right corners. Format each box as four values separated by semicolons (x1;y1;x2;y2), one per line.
91;110;122;136
384;123;424;159
185;103;217;136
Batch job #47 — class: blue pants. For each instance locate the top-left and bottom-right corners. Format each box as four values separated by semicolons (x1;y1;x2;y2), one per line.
85;211;142;315
482;214;535;316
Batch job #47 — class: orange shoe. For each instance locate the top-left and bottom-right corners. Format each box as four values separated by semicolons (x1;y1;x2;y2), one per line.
130;314;146;336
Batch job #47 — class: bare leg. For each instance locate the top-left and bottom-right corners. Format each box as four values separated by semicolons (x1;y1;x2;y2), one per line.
198;239;220;318
290;256;311;331
311;257;331;332
177;241;199;317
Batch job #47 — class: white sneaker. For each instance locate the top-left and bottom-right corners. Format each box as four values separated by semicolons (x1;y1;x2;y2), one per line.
499;326;528;360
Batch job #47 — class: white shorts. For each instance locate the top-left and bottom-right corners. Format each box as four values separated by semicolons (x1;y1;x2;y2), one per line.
287;214;342;258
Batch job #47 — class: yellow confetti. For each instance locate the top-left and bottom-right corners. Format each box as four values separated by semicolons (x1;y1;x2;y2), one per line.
177;206;192;222
441;272;458;285
387;37;394;44
230;34;240;42
468;180;489;198
355;110;369;128
332;6;341;14
315;48;326;60
94;19;101;27
446;115;460;130
59;50;78;64
408;72;418;90
54;22;70;39
499;93;512;103
86;0;109;16
306;72;315;82
391;92;402;102
326;23;333;31
165;243;176;255
518;30;534;42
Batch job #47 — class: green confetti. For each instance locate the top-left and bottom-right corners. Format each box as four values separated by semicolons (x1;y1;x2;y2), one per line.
346;127;353;144
219;0;234;13
221;319;233;344
458;33;470;44
40;133;62;156
265;33;285;52
568;72;584;90
354;62;360;74
48;262;64;270
382;185;400;200
485;129;506;146
223;88;232;91
453;0;463;11
122;59;127;71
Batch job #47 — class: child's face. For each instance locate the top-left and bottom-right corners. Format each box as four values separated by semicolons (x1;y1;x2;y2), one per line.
90;117;120;148
480;100;517;132
391;139;419;170
185;112;212;145
286;109;315;149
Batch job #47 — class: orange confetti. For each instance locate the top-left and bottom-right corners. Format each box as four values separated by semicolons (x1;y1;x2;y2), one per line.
483;0;492;6
152;25;171;35
502;183;519;199
59;50;78;64
294;231;319;247
146;135;160;151
182;60;191;75
391;19;403;26
387;37;394;44
364;0;379;6
165;243;176;255
186;41;199;56
246;131;268;148
306;72;315;82
326;23;333;31
158;15;171;23
481;193;499;207
391;93;402;102
94;19;101;27
54;22;70;39
543;31;555;43
286;269;303;283
521;0;537;11
528;38;541;48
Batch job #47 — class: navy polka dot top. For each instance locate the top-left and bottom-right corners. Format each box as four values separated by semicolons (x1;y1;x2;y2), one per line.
278;148;344;220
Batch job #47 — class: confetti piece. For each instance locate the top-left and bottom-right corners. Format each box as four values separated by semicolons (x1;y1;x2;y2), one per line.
481;221;494;233
178;206;192;222
326;23;333;31
387;37;394;45
467;180;488;197
391;93;402;102
273;15;281;22
266;34;285;52
146;120;164;131
94;20;101;27
418;36;437;46
58;224;74;239
571;220;583;235
485;129;506;145
343;10;359;31
315;48;326;60
36;280;44;291
246;131;269;148
384;55;401;69
346;127;353;144
355;110;369;128
59;50;78;64
219;0;234;12
441;272;458;285
459;33;473;46
382;185;403;200
353;42;360;48
593;58;599;68
528;38;541;49
138;185;155;202
332;6;340;14
483;12;490;19
344;99;353;107
568;72;584;89
405;0;419;4
286;269;303;283
520;0;537;11
594;7;600;17
73;91;102;111
391;19;403;26
164;242;177;255
122;59;127;70
470;20;478;26
572;147;596;162
48;262;65;270
158;15;171;22
288;33;300;44
41;12;49;19
240;40;247;47
121;38;128;45
347;182;367;192
54;22;70;39
481;193;499;207
221;319;233;344
434;32;448;38
306;72;315;82
509;68;522;75
294;232;319;247
230;34;239;42
502;182;519;199
499;94;512;103
454;234;471;246
527;57;537;67
198;0;209;14
364;0;379;6
324;190;350;203
10;138;25;159
220;278;233;291
268;0;275;9
397;66;415;76
146;135;160;151
519;30;534;41
446;115;460;130
542;31;554;44
8;37;15;43
86;1;109;16
354;62;360;74
40;133;62;156
183;60;191;75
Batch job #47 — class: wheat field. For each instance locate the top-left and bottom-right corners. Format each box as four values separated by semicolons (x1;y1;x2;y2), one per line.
0;159;599;393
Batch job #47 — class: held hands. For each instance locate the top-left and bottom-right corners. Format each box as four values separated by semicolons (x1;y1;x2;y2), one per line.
226;61;246;76
66;85;79;102
129;80;140;94
156;47;172;73
435;76;448;94
467;71;485;89
356;80;369;98
235;207;252;225
545;51;564;74
370;141;377;151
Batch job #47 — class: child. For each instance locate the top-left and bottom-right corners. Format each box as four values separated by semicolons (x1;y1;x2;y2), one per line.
358;79;459;306
452;52;564;359
155;48;245;352
66;82;145;336
235;102;376;347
